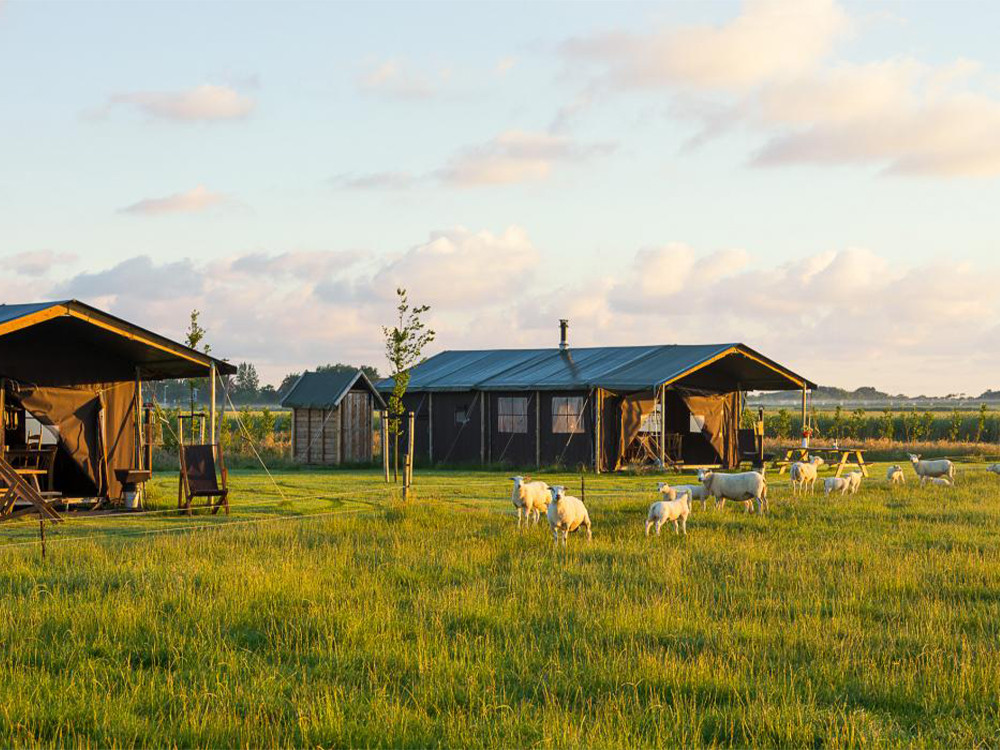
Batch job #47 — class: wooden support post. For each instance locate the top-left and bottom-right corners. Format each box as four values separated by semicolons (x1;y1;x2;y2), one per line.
801;386;808;438
0;378;6;457
480;392;486;465
428;393;434;464
209;362;217;446
594;389;602;474
381;410;390;482
535;390;541;469
659;383;666;468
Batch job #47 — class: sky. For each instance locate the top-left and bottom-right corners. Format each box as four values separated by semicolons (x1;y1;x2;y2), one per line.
2;0;1000;395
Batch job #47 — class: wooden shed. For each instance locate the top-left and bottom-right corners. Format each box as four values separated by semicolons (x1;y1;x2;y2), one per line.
281;369;384;465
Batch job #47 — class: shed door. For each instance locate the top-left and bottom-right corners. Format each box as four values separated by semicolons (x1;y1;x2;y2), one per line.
340;392;371;463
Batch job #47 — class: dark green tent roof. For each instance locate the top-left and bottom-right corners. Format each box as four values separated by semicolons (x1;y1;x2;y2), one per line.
281;369;385;409
377;343;813;394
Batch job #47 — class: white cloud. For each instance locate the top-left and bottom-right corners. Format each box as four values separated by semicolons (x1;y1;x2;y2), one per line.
108;84;255;121
19;228;1000;394
562;0;849;91
358;59;448;100
438;130;615;186
0;250;77;277
496;57;517;76
118;186;229;216
561;0;1000;178
330;171;420;190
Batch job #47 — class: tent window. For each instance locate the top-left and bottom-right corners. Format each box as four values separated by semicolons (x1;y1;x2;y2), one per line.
497;397;528;434
455;407;469;426
690;414;706;433
552;396;584;434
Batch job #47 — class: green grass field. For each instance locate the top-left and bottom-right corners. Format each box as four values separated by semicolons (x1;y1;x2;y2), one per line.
2;462;1000;747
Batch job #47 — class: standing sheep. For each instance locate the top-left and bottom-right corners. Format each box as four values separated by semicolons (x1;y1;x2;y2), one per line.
845;470;863;494
988;464;1000;476
509;476;549;528
907;453;955;484
547;486;592;547
698;470;768;513
824;476;849;496
790;456;824;495
886;465;905;486
658;481;710;510
646;486;691;536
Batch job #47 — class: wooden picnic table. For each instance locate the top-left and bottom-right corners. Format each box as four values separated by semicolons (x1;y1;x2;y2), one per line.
776;446;869;478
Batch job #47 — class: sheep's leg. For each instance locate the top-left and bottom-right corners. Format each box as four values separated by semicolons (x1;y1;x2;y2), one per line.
645;519;653;537
673;519;679;535
517;506;524;528
681;516;687;535
585;521;592;542
552;527;560;545
701;497;708;512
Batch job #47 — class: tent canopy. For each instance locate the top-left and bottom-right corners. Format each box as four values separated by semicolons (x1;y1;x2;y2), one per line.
0;300;235;385
378;343;813;394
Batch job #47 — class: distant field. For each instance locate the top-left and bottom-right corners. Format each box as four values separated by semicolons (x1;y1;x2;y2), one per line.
2;464;1000;746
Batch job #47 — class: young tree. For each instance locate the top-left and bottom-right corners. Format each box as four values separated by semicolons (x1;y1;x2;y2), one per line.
316;363;381;382
976;403;988;443
184;309;210;419
382;288;435;482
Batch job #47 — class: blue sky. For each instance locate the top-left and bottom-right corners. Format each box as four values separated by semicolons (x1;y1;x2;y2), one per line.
2;0;999;394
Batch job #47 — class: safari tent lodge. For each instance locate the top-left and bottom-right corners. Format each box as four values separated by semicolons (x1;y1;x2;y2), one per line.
0;300;235;520
379;322;814;471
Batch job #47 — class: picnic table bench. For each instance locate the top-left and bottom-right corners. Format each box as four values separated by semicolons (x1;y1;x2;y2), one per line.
775;446;869;478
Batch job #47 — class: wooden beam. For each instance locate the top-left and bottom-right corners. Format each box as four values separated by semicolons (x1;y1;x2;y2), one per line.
659;384;666;467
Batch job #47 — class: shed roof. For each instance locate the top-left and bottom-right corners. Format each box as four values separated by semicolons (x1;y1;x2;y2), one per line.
0;299;236;383
281;369;385;409
377;344;814;393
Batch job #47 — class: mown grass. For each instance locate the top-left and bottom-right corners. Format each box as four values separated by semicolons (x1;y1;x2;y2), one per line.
1;464;1000;747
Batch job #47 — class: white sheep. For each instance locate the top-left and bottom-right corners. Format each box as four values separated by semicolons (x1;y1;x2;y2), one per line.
907;453;955;484
988;464;1000;476
886;465;905;486
658;481;710;510
547;486;592;547
646;486;691;536
698;469;768;513
845;470;863;494
509;476;549;527
790;456;824;495
824;476;849;496
922;476;952;487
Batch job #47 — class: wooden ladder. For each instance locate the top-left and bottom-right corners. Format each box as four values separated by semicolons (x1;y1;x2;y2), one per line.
0;455;62;523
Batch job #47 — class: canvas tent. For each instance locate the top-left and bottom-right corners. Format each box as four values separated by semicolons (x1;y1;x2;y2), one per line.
281;369;384;465
378;337;814;471
0;300;235;509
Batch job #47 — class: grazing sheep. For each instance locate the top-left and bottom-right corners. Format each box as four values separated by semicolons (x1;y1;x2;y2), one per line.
546;486;592;547
907;453;955;484
790;456;824;496
988;464;1000;476
845;470;863;494
509;476;549;527
824;476;849;496
698;469;768;513
646;487;691;536
886;465;906;486
922;476;953;487
658;481;710;510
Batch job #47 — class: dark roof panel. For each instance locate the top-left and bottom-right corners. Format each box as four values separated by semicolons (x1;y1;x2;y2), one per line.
378;343;813;393
281;369;385;409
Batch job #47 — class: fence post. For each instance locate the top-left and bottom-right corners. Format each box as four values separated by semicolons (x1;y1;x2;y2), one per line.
580;473;586;504
407;411;416;487
381;410;390;483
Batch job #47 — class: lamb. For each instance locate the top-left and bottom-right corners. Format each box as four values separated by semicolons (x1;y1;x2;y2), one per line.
907;453;955;484
659;481;710;510
646;486;691;536
845;470;863;494
698;469;768;513
824;476;849;496
886;465;906;486
546;486;592;547
509;476;549;527
790;456;824;495
922;476;952;487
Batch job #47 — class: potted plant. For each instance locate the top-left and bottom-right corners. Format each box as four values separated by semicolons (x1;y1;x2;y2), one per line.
801;425;812;449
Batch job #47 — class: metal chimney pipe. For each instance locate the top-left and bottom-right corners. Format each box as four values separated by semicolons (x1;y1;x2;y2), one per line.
559;319;569;351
